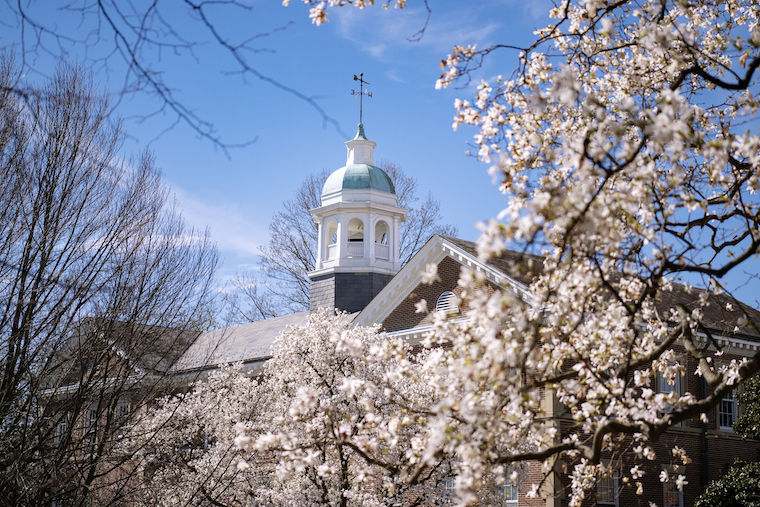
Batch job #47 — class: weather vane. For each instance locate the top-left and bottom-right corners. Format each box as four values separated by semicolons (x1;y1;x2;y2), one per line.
351;73;372;124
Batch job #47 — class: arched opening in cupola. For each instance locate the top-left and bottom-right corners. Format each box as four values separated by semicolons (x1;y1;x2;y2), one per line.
325;220;338;260
375;220;389;259
347;218;364;257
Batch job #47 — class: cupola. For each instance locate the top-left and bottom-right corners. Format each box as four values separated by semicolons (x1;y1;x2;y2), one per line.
308;124;407;313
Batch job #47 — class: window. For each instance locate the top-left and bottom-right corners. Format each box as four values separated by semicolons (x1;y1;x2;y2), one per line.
374;221;390;260
347;218;364;257
439;476;456;504
84;408;98;450
114;401;130;438
659;371;681;397
719;390;738;430
597;470;619;506
436;291;459;316
204;430;217;450
325;221;339;260
55;418;68;447
374;221;389;245
500;467;521;506
658;370;682;426
86;408;98;433
115;401;129;421
504;482;518;506
347;218;364;242
663;478;684;507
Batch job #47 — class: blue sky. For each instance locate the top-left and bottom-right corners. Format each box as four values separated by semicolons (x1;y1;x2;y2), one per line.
4;0;758;309
100;0;550;283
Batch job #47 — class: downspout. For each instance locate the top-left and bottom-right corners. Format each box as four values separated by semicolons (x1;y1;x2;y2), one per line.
701;376;709;488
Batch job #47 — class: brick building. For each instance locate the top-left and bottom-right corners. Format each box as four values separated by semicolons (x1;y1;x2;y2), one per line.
175;124;760;507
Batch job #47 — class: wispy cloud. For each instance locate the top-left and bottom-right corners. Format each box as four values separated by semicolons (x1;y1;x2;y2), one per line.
385;68;405;83
168;184;269;260
367;43;388;59
333;5;501;61
504;0;554;20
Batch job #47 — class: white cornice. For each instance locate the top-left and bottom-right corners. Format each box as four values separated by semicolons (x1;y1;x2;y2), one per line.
307;264;399;280
693;331;760;356
315;189;407;215
438;239;533;303
386;316;472;344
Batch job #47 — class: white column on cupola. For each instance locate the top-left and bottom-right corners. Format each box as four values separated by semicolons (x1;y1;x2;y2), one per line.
338;213;347;260
367;210;375;260
315;217;323;269
393;215;401;270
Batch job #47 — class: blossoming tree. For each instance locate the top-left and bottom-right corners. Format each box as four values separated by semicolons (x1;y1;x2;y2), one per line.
278;0;760;505
138;1;760;505
132;310;512;506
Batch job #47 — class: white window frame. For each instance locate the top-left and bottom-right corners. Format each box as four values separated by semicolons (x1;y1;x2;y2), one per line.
55;418;68;447
114;401;130;438
502;467;521;506
204;429;216;450
597;469;619;506
86;408;98;433
504;482;518;506
84;407;98;450
115;401;129;420
658;370;683;427
718;389;738;431
440;476;456;504
663;478;684;507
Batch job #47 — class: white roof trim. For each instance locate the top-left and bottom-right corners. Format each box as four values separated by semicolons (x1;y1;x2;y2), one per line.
354;235;532;328
386;316;472;345
385;317;760;362
692;331;760;356
171;358;269;385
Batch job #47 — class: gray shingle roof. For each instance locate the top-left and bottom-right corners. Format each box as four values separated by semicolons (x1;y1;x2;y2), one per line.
173;311;312;372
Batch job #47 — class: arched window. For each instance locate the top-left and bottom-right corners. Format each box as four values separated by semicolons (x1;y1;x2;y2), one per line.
436;291;459;315
327;222;338;245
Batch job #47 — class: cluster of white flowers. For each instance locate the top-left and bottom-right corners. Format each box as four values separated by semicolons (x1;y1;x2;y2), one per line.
286;0;760;504
132;1;760;505
125;364;265;506
417;1;760;501
131;310;471;506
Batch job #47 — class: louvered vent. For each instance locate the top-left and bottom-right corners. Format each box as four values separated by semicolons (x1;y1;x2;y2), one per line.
436;291;459;315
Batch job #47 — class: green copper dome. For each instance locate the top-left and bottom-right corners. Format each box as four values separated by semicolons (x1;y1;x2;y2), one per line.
322;164;396;196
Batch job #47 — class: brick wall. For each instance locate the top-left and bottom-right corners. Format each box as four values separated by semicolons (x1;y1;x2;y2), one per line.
382;256;501;331
558;346;760;507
